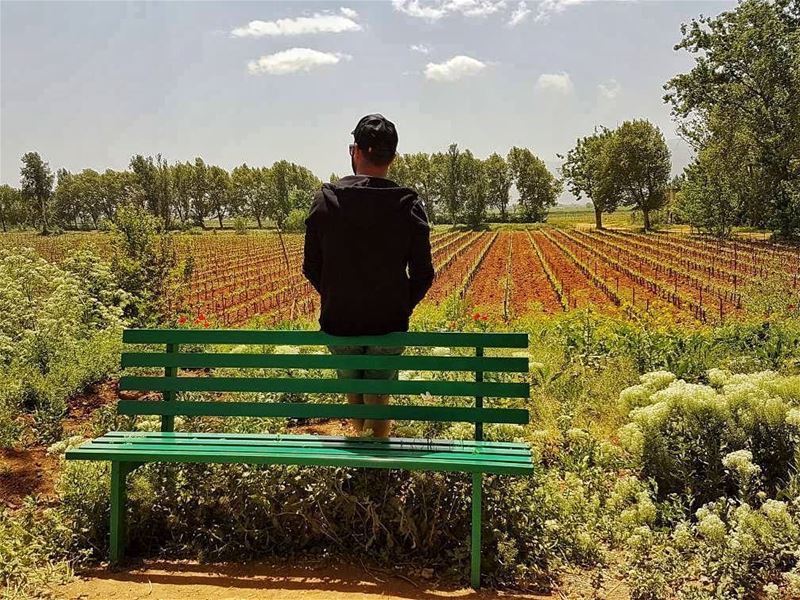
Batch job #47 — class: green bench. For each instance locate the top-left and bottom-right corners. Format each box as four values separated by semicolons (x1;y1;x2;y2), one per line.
66;328;533;588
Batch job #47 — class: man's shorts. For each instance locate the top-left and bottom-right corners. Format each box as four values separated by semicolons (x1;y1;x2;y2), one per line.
326;345;406;381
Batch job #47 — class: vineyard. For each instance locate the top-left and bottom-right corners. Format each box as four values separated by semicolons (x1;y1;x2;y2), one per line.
3;226;798;326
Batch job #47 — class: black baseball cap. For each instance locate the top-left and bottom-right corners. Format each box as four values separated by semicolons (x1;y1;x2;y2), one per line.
351;114;398;153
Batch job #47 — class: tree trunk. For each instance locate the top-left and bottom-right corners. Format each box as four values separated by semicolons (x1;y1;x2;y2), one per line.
0;210;6;232
40;197;49;234
217;210;224;229
643;209;652;231
255;214;262;228
594;206;603;230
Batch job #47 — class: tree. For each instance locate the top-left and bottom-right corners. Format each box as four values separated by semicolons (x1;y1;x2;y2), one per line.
171;162;193;227
677;150;739;237
53;169;79;228
664;0;800;238
506;147;562;222
266;160;321;229
560;127;618;229
190;157;210;227
442;144;462;225
604;120;671;231
206;165;230;229
460;151;488;228
388;154;412;186
99;169;134;222
329;172;340;183
389;152;443;224
20;152;55;234
0;184;22;232
130;154;172;228
484;153;511;222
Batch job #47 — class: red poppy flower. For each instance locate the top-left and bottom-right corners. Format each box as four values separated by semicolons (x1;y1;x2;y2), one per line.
177;315;187;325
202;321;210;328
481;314;489;321
197;312;207;321
473;312;481;321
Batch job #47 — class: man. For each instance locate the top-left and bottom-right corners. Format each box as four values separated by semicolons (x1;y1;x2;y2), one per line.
302;114;435;437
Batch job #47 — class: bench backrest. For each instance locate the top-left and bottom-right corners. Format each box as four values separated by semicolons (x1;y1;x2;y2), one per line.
119;329;530;441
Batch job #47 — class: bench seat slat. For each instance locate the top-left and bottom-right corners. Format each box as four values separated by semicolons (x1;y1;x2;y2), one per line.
123;329;529;348
102;431;530;449
117;400;529;424
66;439;534;475
121;353;529;373
75;441;532;465
89;433;532;457
119;377;530;399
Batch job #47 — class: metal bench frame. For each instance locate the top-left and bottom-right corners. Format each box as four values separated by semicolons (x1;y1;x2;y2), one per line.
66;329;533;589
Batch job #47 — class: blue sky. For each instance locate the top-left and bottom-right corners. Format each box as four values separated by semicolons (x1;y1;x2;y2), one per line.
1;0;735;200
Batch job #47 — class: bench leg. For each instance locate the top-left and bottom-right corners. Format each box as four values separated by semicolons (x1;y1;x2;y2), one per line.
110;461;134;566
471;472;482;590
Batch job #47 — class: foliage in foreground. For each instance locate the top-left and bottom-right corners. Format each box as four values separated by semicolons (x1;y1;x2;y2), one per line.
2;296;800;597
0;248;124;447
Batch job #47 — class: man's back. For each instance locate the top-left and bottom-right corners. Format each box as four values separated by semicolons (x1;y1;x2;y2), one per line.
302;174;434;336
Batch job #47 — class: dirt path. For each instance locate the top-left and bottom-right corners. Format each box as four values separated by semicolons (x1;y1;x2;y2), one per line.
56;561;551;600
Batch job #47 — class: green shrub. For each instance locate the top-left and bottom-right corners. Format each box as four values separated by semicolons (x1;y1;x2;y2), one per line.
0;499;88;599
283;208;307;233
233;216;248;235
109;203;179;326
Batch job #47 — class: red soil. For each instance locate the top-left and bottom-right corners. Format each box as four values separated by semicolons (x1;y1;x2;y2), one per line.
427;233;490;302
531;231;611;310
551;230;667;314
510;232;562;315
467;232;511;316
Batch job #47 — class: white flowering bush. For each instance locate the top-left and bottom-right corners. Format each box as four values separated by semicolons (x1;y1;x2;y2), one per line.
619;370;800;506
625;498;800;599
0;248;125;445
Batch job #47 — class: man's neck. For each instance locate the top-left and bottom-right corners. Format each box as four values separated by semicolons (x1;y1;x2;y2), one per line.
355;168;390;179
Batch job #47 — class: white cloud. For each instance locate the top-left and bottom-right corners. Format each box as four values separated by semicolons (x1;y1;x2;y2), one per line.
536;71;573;93
598;78;621;100
340;7;358;18
411;43;432;54
247;48;351;75
392;0;506;21
508;1;530;26
535;0;593;22
232;13;361;37
425;55;487;81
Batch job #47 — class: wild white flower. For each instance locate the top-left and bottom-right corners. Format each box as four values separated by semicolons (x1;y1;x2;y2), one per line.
640;370;676;390
273;345;301;355
566;428;590;445
761;499;792;526
618;423;645;460
786;408;800;428
619;384;652;412
707;368;732;387
47;435;86;455
631;401;671;430
722;450;761;481
697;512;727;544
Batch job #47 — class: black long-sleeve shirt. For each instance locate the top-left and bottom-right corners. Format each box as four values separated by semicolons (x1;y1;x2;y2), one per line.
302;175;434;336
